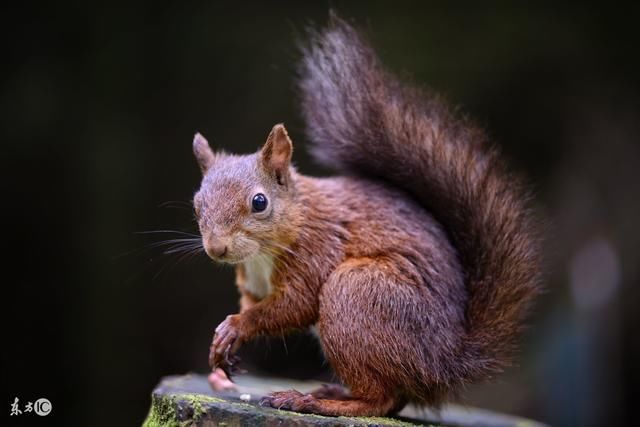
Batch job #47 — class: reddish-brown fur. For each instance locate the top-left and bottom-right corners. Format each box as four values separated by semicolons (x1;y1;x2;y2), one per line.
192;15;540;417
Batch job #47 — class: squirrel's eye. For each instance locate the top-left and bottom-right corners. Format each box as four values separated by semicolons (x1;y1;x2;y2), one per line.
252;193;268;213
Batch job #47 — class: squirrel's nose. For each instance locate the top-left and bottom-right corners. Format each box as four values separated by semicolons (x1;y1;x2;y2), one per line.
205;239;228;259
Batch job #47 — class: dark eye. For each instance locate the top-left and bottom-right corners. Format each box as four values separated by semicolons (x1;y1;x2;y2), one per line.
252;193;268;213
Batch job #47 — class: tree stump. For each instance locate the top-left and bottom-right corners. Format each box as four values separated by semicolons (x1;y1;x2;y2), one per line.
143;374;546;427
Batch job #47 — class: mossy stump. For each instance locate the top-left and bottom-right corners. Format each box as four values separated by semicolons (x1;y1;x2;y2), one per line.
143;374;546;427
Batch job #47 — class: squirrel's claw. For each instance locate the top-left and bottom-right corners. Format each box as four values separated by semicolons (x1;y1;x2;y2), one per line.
219;353;244;378
209;315;244;377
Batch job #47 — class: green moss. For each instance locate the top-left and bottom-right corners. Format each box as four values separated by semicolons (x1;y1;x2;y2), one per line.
181;393;225;406
268;406;427;426
142;394;180;427
182;393;225;421
143;393;228;426
354;416;428;427
143;391;437;427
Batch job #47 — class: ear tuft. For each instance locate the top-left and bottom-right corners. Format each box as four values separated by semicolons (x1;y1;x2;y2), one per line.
261;124;293;185
193;132;215;174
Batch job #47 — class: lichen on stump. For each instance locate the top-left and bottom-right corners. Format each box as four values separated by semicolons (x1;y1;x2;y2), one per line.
143;374;546;427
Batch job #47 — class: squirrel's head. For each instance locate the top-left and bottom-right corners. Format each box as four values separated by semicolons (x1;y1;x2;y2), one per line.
192;124;299;264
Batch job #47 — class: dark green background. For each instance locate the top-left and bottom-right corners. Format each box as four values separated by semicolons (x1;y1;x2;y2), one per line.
4;2;639;426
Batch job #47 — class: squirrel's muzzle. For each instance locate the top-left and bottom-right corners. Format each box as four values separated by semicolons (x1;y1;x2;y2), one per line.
204;238;228;260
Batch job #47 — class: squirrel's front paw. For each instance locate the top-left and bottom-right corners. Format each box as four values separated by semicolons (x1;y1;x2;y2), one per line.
208;368;237;392
209;314;244;377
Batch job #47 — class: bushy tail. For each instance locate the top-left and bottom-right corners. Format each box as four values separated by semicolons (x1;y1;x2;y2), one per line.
299;15;541;380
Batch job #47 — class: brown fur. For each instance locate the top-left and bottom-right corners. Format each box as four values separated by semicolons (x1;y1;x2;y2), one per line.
192;15;540;417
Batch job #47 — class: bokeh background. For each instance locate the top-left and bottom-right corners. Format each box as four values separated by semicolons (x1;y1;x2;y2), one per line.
4;2;639;426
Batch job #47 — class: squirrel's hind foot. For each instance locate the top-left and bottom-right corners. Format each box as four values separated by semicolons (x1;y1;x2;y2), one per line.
259;389;399;417
309;383;350;400
260;390;319;412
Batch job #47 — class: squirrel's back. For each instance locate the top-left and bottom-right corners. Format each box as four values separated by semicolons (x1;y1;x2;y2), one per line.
299;15;541;386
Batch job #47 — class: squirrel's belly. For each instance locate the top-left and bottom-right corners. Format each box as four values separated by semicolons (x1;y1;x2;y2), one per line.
242;254;274;300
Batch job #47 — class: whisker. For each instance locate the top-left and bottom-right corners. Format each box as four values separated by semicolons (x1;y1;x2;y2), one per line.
163;243;203;255
151;245;205;281
171;247;204;269
115;229;201;262
135;230;200;237
158;200;194;210
148;238;201;247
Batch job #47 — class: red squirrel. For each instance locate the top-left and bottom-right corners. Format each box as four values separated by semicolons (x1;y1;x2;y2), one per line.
191;16;540;417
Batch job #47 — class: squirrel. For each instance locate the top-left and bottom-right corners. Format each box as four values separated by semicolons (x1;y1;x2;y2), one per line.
191;15;540;417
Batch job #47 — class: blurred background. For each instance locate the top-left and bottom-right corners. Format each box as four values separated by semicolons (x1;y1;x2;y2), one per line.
3;1;639;426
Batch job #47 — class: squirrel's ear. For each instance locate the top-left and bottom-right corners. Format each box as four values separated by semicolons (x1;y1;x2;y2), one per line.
261;124;293;186
193;133;215;174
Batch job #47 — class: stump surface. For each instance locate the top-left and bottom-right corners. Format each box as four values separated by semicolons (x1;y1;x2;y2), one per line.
143;374;546;427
